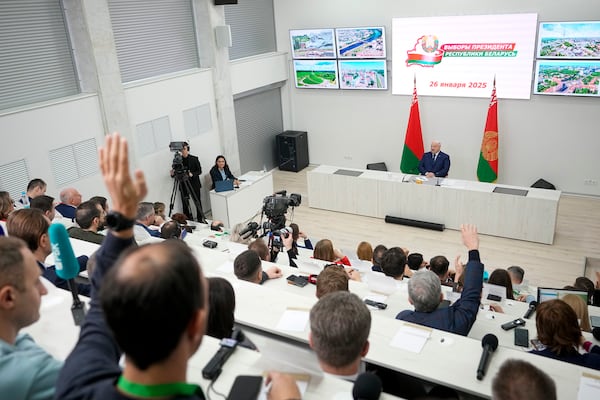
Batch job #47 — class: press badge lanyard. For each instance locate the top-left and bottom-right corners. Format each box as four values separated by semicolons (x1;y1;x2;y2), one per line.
117;375;202;398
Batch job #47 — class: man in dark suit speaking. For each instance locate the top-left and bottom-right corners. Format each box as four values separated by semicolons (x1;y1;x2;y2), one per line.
418;140;451;178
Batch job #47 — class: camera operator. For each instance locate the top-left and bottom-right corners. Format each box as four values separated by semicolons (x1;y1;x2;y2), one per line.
170;142;203;221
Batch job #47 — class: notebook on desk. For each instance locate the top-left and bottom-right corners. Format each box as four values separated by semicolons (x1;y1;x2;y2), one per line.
215;180;235;192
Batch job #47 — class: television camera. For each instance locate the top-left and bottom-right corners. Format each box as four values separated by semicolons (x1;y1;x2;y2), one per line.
167;141;207;223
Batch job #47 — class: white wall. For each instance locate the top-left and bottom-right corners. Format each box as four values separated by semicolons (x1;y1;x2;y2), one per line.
274;0;600;195
0;95;107;200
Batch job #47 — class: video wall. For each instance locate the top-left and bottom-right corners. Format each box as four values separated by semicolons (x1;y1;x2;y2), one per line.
290;27;387;90
533;21;600;97
289;16;599;99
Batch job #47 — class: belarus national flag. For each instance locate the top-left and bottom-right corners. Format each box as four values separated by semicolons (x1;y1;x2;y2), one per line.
477;78;499;183
400;77;424;175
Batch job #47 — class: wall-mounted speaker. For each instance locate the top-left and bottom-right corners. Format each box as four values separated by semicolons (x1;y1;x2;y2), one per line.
215;25;232;48
214;0;237;5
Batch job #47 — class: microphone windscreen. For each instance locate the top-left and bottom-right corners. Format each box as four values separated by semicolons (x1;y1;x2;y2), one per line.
352;372;382;400
482;334;499;351
48;223;80;280
593;327;600;341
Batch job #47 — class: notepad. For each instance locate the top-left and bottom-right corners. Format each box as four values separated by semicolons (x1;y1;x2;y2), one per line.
578;372;600;399
258;373;310;400
275;308;310;332
390;324;432;353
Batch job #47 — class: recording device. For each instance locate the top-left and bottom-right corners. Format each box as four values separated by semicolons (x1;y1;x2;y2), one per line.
514;328;529;347
202;330;242;380
169;141;189;180
530;338;545;351
352;372;382;400
262;191;301;230
48;224;87;326
523;300;538;319
486;294;502;302
286;274;309;287
239;222;259;239
226;375;263;400
202;240;218;249
476;334;499;380
501;318;526;331
364;299;388;310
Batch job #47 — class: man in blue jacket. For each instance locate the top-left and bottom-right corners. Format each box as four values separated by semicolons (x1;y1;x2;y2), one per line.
418;140;451;178
396;224;483;336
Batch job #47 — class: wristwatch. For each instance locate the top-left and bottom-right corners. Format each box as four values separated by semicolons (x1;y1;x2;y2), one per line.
105;211;136;232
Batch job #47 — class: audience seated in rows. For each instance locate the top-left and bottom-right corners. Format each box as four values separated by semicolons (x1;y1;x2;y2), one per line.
429;255;454;286
371;244;387;272
89;195;109;213
234;249;282;284
356;241;373;262
396;225;483;336
206;277;256;350
290;222;313;253
7;208;91;297
67;201;106;245
153;201;167;226
313;239;351;266
0;191;14;236
159;220;183;240
403;252;427;278
0;236;62;399
492;359;556;400
55;187;83;220
30;195;56;221
316;265;349;299
309;292;370;380
531;299;600;370
488;269;515;300
249;234;298;268
133;202;160;241
54;132;301;400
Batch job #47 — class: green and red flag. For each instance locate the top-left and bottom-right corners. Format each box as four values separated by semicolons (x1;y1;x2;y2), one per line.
400;76;424;174
477;78;499;182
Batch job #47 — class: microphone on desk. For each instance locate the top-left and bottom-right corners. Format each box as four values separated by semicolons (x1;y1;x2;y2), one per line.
523;301;538;319
476;334;498;381
202;329;242;380
48;223;87;326
352;372;382;400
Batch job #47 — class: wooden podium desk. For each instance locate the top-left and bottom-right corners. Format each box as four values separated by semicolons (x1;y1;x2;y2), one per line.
307;165;561;244
209;171;273;228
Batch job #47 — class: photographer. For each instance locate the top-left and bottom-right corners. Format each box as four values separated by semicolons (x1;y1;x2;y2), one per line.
170;142;204;222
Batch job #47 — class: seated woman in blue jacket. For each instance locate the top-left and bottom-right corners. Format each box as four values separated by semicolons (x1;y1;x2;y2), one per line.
209;155;239;189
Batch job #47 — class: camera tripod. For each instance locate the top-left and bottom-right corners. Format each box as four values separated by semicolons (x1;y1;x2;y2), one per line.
168;173;207;223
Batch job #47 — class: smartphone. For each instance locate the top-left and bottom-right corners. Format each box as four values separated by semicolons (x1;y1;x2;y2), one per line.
530;338;546;351
286;274;308;287
364;299;388;310
226;375;263;400
501;318;526;331
514;328;529;347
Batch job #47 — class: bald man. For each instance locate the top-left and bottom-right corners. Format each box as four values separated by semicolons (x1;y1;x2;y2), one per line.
418;141;450;178
55;188;83;220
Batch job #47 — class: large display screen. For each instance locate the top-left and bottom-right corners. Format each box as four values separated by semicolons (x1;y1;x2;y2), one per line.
391;13;538;99
336;27;386;59
290;29;336;59
338;60;387;90
293;60;339;89
537;21;600;59
533;60;600;96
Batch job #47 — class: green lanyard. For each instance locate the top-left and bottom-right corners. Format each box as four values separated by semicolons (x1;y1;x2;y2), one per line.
117;375;202;398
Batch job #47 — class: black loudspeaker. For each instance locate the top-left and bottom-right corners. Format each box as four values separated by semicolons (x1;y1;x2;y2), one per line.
366;162;388;171
214;0;237;4
276;131;309;172
385;215;445;231
531;178;556;190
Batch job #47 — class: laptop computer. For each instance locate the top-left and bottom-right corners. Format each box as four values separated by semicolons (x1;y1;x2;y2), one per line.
537;287;589;305
215;180;235;192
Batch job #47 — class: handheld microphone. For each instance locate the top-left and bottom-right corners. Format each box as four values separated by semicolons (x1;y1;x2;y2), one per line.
202;330;242;380
476;334;498;381
48;224;87;326
523;300;538;319
352;372;382;400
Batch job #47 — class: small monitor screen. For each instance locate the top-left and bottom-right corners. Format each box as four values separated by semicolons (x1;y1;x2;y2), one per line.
537;287;588;304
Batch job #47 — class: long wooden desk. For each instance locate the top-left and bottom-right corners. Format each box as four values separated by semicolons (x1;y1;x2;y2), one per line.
307;165;561;244
209;171;274;228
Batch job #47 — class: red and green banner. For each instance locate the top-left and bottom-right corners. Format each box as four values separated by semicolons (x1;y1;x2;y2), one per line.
477;79;499;182
400;78;424;174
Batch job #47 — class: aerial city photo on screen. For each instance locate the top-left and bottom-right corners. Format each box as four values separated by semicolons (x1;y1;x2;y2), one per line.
537;21;600;58
336;27;386;58
293;60;339;89
290;28;336;59
534;60;600;96
338;60;387;90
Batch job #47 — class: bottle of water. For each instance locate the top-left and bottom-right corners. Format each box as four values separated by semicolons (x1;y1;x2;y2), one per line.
20;191;30;208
